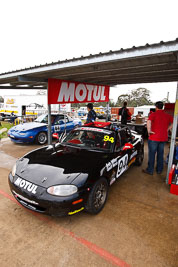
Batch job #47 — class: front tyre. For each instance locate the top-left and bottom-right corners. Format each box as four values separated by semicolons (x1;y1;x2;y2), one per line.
85;177;108;215
36;132;47;145
135;148;144;166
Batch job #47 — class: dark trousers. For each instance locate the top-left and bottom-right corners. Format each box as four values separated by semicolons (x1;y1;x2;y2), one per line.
147;140;165;174
121;119;127;125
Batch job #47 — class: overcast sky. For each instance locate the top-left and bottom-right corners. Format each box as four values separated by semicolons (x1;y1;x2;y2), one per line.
0;0;178;102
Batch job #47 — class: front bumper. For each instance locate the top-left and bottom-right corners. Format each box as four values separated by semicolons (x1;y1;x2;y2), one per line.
8;132;35;144
8;173;87;216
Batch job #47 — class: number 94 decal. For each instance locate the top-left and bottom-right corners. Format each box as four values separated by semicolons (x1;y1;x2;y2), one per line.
116;154;128;178
104;135;114;143
103;154;128;179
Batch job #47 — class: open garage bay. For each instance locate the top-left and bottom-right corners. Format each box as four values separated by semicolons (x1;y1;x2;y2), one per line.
0;138;178;267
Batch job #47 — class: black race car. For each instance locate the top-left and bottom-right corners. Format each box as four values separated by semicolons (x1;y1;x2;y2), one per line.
8;122;144;216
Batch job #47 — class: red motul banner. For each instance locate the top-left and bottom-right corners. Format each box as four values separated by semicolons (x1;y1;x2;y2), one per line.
48;78;110;104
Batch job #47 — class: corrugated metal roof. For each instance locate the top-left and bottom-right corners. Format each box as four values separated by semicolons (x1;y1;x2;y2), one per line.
0;38;178;88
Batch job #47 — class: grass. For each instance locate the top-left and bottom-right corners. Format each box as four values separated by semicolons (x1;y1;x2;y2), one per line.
0;121;13;139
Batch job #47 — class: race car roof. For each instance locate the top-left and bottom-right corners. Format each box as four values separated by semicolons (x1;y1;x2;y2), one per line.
77;126;113;134
0;38;178;89
84;122;111;128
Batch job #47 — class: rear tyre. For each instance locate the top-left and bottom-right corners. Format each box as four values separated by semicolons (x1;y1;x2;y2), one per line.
36;132;47;145
135;148;144;166
85;177;108;215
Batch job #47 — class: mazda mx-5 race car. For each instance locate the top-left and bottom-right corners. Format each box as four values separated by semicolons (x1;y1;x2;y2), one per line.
8;122;144;216
8;113;82;145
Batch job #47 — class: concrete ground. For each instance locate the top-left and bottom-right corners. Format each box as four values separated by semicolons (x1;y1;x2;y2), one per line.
0;138;178;267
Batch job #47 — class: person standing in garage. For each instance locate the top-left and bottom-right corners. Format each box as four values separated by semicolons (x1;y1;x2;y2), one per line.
118;102;131;125
85;103;96;124
143;101;173;175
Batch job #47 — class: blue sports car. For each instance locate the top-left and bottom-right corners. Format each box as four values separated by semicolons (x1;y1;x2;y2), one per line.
8;114;82;145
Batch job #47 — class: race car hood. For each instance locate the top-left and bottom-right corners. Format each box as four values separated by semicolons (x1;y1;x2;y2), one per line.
15;145;111;188
10;122;47;132
73;118;82;126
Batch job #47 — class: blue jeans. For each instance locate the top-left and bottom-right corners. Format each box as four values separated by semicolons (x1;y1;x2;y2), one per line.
147;140;165;174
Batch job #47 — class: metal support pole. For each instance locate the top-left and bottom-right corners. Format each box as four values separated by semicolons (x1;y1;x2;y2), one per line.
166;82;178;183
64;111;67;135
47;84;52;145
106;102;110;122
47;104;52;145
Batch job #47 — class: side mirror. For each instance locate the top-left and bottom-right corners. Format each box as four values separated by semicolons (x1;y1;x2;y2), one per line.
52;132;66;143
52;133;59;139
123;143;133;151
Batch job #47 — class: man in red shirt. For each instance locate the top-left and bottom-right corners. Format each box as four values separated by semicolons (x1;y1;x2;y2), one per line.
143;101;173;175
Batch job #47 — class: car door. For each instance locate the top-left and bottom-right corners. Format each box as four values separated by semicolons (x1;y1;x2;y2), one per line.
119;128;137;169
66;116;75;131
53;115;74;133
53;115;65;133
114;129;129;179
104;132;127;185
126;127;140;165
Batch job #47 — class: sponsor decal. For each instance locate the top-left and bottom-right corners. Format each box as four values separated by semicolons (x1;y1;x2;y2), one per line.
110;177;116;185
132;139;141;146
48;78;110;104
19;200;37;210
106;157;118;172
128;157;136;167
101;154;129;183
12;190;39;205
6;98;15;104
130;150;137;160
14;177;38;194
100;166;105;176
80;127;111;134
123;143;133;150
68;207;84;215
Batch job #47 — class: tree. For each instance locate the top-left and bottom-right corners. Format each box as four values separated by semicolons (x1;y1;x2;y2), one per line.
71;103;81;108
130;88;152;106
116;88;152;107
116;94;131;106
71;101;115;108
109;99;115;107
161;97;170;104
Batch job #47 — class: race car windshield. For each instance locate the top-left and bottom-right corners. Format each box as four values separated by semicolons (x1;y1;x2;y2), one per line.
35;114;48;123
35;114;56;124
62;128;115;152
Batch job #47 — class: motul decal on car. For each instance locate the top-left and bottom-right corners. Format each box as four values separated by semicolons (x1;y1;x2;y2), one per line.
14;178;38;194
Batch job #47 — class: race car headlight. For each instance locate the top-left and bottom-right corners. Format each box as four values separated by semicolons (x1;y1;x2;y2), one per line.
19;132;26;136
11;164;16;177
47;185;78;196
